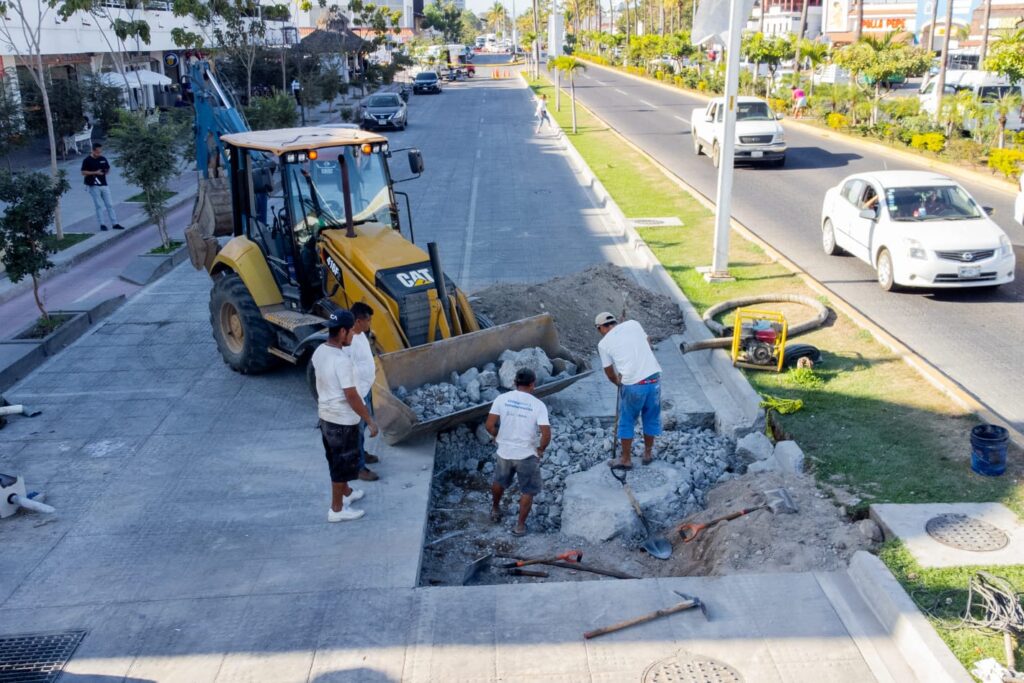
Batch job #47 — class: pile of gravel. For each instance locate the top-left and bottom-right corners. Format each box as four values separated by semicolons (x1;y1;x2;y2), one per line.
397;347;578;421
433;411;736;533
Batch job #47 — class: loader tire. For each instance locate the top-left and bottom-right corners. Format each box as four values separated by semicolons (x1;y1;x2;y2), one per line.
209;273;277;374
475;311;496;329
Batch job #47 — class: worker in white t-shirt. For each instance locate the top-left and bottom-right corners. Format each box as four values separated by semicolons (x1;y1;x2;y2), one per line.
347;301;380;482
484;368;552;536
311;308;378;523
595;312;662;469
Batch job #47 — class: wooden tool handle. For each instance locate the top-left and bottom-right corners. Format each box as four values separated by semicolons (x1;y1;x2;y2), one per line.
623;484;645;518
584;600;698;640
546;560;637;579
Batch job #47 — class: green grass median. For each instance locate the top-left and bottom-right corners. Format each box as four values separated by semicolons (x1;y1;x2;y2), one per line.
528;73;1022;671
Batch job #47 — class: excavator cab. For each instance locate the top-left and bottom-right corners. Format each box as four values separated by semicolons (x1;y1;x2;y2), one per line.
185;126;482;374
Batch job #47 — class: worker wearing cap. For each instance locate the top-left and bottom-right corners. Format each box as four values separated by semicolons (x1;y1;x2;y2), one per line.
484;368;552;536
595;312;662;468
311;308;379;522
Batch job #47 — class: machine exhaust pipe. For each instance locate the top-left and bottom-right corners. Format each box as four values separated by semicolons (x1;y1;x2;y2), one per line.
427;242;452;330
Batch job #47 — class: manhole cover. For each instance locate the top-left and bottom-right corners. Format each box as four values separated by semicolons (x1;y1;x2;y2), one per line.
643;653;743;683
0;629;86;682
925;514;1009;552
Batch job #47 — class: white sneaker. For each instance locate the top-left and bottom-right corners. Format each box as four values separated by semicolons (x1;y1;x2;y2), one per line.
344;487;365;502
328;507;365;522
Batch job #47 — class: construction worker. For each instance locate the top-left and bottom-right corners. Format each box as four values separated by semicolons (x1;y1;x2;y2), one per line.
311;307;378;522
595;312;662;469
485;368;552;536
348;301;380;481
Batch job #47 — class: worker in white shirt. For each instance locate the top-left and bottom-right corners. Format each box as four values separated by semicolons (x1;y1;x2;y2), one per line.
347;302;380;482
535;93;551;134
595;312;662;469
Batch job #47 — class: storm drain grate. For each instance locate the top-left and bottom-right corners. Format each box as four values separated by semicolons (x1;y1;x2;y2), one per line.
925;513;1009;552
0;630;87;682
628;217;684;229
643;652;744;683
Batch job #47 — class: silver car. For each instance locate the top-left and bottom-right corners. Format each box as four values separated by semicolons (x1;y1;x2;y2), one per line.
359;93;407;131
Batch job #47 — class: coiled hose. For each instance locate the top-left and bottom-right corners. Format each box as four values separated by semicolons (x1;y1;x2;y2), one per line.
680;294;830;353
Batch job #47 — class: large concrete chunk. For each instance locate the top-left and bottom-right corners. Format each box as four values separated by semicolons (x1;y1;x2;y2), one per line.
736;431;773;463
498;346;554;389
560;461;689;542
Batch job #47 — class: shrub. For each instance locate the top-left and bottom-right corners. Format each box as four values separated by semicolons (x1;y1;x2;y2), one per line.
987;148;1024;177
340;106;354;122
244;93;299;131
944;138;985;166
768;97;788;114
910;132;946;153
894;114;941;145
826;112;848;129
880;97;921;120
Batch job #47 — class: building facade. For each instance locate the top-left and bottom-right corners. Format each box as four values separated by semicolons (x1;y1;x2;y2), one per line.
753;0;825;39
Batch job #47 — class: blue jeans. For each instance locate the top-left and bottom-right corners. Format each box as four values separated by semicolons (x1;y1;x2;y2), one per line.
617;376;662;440
87;185;117;228
358;392;374;469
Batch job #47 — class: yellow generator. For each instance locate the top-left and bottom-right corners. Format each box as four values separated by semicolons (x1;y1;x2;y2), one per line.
730;309;788;372
185;126;485;374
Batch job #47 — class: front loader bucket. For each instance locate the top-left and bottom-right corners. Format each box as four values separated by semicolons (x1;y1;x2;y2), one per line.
184;176;234;271
373;314;592;444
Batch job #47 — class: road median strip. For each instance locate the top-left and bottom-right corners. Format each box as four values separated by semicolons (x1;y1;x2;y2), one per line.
529;72;1023;673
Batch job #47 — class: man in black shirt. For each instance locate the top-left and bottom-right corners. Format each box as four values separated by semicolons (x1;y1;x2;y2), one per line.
81;143;123;231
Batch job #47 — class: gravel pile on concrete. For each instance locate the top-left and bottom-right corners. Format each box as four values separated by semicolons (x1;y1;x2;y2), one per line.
397;347;577;421
434;411;736;533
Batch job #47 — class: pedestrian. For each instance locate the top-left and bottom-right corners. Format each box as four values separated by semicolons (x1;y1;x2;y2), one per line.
311;307;378;522
791;85;807;119
81;143;123;232
347;301;381;482
291;78;301;106
485;368;551;536
595;312;662;469
535;93;551;134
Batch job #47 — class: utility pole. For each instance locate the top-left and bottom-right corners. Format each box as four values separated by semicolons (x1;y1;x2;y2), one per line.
532;0;541;77
934;0;954;116
927;0;940;53
980;0;993;63
702;0;744;282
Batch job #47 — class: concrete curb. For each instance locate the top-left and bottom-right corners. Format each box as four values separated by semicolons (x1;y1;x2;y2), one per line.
527;74;764;439
577;59;1018;197
0;186;198;307
847;551;973;682
542;71;1024;449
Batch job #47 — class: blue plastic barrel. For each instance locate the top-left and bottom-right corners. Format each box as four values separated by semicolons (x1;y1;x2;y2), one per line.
971;424;1009;477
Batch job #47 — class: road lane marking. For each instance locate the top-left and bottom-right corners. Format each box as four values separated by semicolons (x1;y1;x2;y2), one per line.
674;115;690;124
614;88;628;95
459;175;480;285
640;99;656;108
73;279;112;303
596;80;608;86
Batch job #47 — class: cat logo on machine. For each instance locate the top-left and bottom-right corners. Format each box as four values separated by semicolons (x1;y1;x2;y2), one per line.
396;268;435;288
324;253;342;281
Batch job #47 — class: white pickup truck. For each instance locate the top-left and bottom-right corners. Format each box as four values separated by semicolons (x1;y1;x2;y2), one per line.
691;96;787;168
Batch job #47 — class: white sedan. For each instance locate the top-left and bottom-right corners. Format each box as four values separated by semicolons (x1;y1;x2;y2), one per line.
820;171;1016;290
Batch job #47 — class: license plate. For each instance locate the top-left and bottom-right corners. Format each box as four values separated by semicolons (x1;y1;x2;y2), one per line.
751;151;764;158
959;265;981;278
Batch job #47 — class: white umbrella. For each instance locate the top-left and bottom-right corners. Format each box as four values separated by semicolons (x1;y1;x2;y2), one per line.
99;69;173;89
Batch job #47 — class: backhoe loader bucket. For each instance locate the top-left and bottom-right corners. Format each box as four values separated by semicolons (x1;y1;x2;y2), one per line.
372;314;592;445
184;176;234;271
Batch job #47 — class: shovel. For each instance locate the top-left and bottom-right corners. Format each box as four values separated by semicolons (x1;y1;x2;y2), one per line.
610;464;672;560
675;487;798;543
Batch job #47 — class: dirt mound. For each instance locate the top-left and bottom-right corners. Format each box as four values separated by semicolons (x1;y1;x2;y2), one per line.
657;471;876;576
472;264;685;360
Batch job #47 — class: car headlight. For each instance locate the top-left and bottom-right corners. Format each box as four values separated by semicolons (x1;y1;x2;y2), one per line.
1000;234;1013;257
905;238;927;260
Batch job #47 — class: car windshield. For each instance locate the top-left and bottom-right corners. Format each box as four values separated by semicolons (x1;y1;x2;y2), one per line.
367;95;400;107
415;73;437;82
737;102;773;121
884;184;982;221
286;145;394;237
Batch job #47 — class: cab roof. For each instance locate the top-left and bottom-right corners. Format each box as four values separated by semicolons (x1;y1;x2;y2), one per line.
220;126;387;155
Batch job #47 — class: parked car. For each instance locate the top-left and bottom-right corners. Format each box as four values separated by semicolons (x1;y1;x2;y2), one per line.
359;93;407;130
413;71;442;94
691;96;786;168
820;171;1015;290
920;70;1024;132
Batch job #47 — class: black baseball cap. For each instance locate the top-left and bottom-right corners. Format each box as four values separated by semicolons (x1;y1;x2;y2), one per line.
326;307;355;330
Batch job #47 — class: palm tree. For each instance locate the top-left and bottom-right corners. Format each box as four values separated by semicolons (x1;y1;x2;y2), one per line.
800;40;830;95
992;91;1021;148
549;56;587;133
980;0;994;61
488;2;508;35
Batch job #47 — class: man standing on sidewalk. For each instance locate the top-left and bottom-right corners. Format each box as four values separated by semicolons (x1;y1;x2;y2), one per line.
81;143;123;232
595;312;662;469
312;307;378;523
535;94;552;134
347;301;381;482
485;368;551;536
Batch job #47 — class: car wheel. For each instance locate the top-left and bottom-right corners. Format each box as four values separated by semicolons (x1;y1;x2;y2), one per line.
692;133;702;156
876;249;897;292
711;141;721;168
822;219;842;256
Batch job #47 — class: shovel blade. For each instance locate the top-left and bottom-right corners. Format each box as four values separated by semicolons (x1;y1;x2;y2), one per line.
643;536;673;560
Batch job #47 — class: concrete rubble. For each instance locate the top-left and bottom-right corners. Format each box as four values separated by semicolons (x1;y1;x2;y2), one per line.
396;347;577;420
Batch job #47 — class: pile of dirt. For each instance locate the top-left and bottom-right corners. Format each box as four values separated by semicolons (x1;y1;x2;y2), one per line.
471;264;685;360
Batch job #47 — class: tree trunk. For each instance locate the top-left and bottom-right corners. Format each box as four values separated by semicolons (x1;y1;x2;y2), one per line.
927;0;939;53
855;0;863;41
571;76;578;133
872;82;880;125
532;0;541;78
933;0;955;122
758;0;765;33
32;274;47;321
624;0;631;66
556;71;561;110
37;61;63;240
795;0;808;84
999;115;1006;148
979;0;993;63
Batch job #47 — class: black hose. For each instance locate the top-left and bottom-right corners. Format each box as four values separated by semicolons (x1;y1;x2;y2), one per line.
680;294;830;353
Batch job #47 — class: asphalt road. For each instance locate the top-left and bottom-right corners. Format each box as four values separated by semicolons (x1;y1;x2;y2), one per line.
570;63;1024;432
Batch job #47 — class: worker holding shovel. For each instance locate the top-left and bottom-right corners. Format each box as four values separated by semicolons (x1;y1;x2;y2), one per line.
485;368;552;536
595;312;662;468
